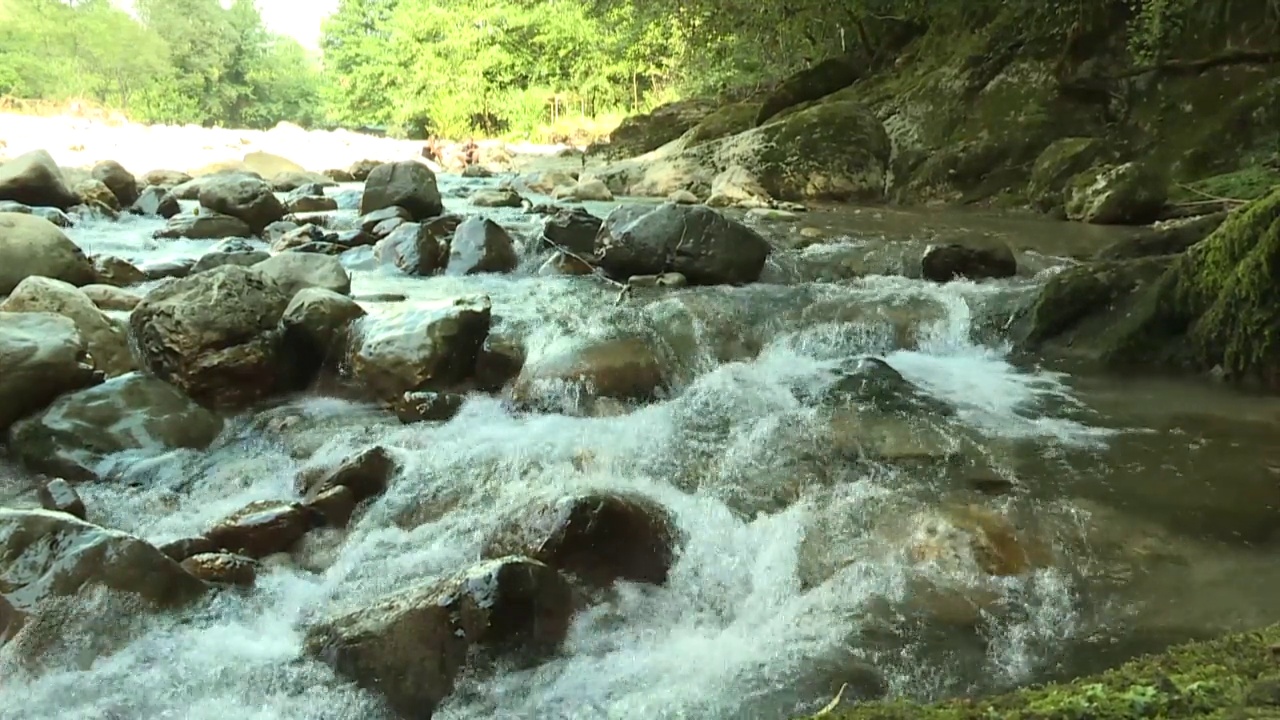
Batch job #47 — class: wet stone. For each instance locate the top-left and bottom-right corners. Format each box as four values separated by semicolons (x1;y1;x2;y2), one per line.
36;477;86;520
181;552;258;587
392;391;466;424
305;485;358;528
158;535;219;563
205;501;318;559
299;445;397;503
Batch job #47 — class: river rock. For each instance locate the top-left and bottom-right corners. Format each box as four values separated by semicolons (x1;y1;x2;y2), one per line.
305;556;574;719
1027;137;1104;213
129;265;294;410
595;202;771;284
140;258;195;281
0;276;134;376
91;255;146;286
920;242;1017;282
299;445;397;503
706;165;772;208
153;212;252;240
198;174;286;235
191;243;271;274
357;205;411;234
0;150;79;209
342;297;492;402
0;212;96;294
391;390;466;423
180;552;258;587
280;287;365;382
254;252;351;297
484;492;679;587
205;500;318;559
284;193;338;214
1066;162;1169;225
75;178;120;211
37;478;86;520
448;217;518;275
270;171;334;193
475;335;526;392
540;206;602;255
347;159;381;182
0;593;24;645
29;206;75;227
0;508;208;611
373;217;456;275
552;177;614;202
130;186;180;218
0;312;96;432
6;373;224;482
90;160;139;207
141;169;192;188
470;187;523;208
512;336;667;413
521;170;577;194
359;161;443;221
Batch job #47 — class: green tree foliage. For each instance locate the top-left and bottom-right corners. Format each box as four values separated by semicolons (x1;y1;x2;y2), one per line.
0;0;322;128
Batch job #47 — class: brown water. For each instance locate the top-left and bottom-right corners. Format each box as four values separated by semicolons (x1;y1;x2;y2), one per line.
2;171;1279;720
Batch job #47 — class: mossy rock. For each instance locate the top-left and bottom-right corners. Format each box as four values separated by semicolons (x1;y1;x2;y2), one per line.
686;102;760;146
589;98;718;159
747;100;892;202
1029;137;1105;213
803;621;1280;719
1065;162;1170;225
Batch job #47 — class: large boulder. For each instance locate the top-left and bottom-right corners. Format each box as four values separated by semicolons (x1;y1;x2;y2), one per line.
8;373;224;481
484;493;679;588
342;297;491;402
359;161;443;221
129;265;295;410
198;174;286;235
0;509;208;611
0;276;134;376
253;252;351;298
1065;162;1169;225
153;212;252;241
0;212;96;294
373;218;454;276
305;556;574;718
540;206;602;255
90;160;139;207
0;150;79;209
594;202;771;284
0;312;97;432
447;216;519;275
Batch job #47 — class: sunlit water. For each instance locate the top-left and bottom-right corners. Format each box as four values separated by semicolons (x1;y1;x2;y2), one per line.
4;174;1280;719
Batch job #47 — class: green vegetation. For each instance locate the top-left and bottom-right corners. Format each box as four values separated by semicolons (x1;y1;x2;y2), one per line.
805;621;1280;719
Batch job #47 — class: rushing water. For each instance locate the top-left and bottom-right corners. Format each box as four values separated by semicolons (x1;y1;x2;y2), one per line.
4;171;1280;720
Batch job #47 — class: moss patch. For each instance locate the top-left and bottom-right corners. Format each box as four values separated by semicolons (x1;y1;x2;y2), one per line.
805;622;1280;719
750;100;892;201
686;102;760;146
1171;166;1280;204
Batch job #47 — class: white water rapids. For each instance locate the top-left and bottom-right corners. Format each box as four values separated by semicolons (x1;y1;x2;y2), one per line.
0;179;1223;720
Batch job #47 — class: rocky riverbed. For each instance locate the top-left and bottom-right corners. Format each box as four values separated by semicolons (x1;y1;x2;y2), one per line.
1;142;1280;720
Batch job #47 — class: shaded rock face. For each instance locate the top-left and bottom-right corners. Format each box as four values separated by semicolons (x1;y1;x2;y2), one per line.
153;212;252;241
129;265;294;410
0;509;208;611
7;373;224;482
1028;137;1105;213
280;287;365;384
37;478;87;520
130;186;181;218
594;202;772;284
342;297;492;402
0;150;79;209
447;216;519;275
359;161;444;221
0;312;97;433
91;160;139;208
540;207;602;255
484;493;679;588
512;336;667;414
373;217;457;276
920;242;1018;283
0;275;134;376
197;174;286;234
0;212;96;295
305;556;574;719
1066;162;1169;225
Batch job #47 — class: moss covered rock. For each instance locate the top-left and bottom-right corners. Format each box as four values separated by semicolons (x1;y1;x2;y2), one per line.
589;98;718;159
1065;162;1170;225
1029;137;1105;213
802;621;1280;719
685;102;760;146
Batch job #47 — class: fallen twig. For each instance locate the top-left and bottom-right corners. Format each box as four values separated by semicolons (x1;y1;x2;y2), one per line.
1174;182;1250;205
541;236;632;305
813;683;849;717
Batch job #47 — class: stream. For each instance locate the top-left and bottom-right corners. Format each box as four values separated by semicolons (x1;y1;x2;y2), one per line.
3;168;1280;719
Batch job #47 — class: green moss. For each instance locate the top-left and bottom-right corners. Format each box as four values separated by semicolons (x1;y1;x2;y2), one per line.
1171;167;1280;204
1177;188;1280;382
686;102;760;146
805;621;1280;719
751;100;892;201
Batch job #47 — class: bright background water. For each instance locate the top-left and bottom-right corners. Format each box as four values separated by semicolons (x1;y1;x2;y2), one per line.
3;173;1280;719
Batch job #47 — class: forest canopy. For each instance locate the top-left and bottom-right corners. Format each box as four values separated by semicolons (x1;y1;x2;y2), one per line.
1;0;1277;140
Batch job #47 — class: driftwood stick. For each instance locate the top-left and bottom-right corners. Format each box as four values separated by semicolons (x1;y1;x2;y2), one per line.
541;236;633;305
1173;182;1249;206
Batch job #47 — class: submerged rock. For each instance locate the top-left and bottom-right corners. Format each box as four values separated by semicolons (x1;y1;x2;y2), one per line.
299;445;398;503
484;492;680;587
7;373;224;482
342;297;492;402
0;312;97;432
129;265;294;410
305;556;574;718
0;212;96;295
0;509;208;611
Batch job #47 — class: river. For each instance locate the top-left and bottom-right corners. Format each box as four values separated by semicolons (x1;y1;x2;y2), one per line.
3;169;1279;719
